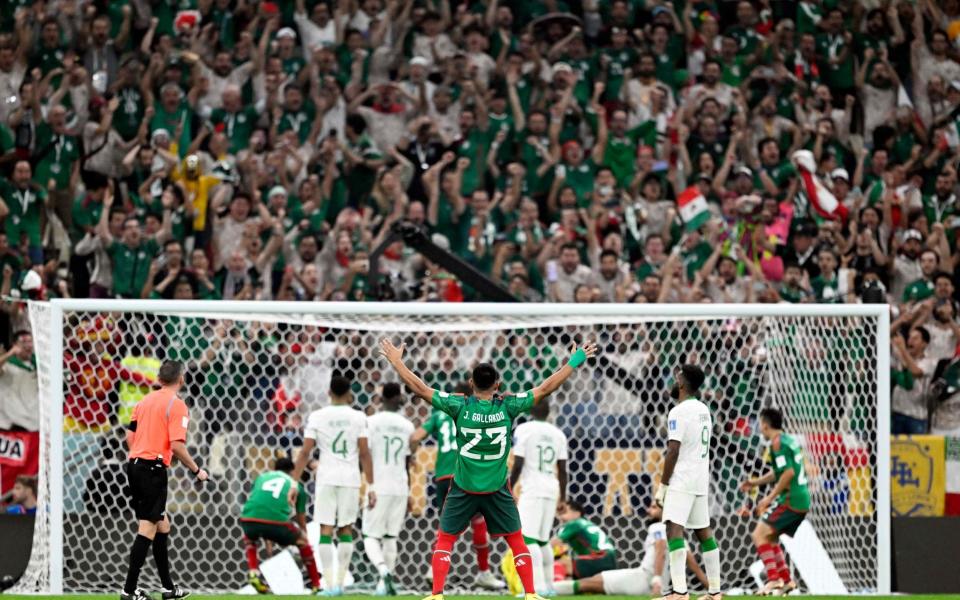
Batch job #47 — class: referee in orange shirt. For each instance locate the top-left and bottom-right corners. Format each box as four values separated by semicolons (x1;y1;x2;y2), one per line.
122;360;208;600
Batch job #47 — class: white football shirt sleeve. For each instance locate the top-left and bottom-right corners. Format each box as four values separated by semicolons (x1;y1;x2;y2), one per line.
667;405;684;444
513;424;528;458
303;412;320;441
558;431;569;461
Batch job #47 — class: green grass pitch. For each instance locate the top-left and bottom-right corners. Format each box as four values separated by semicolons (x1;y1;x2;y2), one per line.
0;594;960;600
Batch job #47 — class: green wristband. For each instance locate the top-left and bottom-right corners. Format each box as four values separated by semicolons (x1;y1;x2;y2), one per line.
567;348;587;368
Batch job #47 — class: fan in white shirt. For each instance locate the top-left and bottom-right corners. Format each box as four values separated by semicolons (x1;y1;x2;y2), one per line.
294;375;375;595
510;400;569;595
362;383;415;596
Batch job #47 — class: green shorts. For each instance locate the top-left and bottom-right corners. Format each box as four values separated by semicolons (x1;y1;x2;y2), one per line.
439;481;520;535
573;550;618;578
240;519;301;546
434;477;452;508
762;502;807;537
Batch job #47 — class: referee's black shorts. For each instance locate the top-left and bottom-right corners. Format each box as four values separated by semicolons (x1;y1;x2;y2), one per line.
127;458;168;522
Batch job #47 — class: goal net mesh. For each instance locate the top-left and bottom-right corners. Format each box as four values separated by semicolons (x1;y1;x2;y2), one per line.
18;305;881;594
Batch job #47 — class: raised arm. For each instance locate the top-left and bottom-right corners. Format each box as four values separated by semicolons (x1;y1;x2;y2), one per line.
378;338;437;400
529;342;598;403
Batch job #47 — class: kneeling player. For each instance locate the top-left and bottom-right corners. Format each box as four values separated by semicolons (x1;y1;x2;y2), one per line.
740;408;809;595
554;501;618;579
554;505;707;596
240;457;321;593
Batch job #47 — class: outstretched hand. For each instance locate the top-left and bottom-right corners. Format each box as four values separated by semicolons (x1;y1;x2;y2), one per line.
378;338;405;365
573;341;599;359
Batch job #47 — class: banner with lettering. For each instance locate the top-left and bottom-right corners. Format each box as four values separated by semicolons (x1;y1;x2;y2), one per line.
0;430;40;494
891;435;946;516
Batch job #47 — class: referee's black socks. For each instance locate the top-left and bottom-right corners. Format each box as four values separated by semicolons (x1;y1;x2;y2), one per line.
153;531;175;590
123;535;153;594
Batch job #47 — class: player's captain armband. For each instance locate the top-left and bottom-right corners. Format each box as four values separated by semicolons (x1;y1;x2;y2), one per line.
775;455;787;468
567;348;587;368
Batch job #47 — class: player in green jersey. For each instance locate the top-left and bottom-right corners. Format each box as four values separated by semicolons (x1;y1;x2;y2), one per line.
740;408;810;595
410;382;504;591
554;501;618;578
379;338;597;600
240;457;321;594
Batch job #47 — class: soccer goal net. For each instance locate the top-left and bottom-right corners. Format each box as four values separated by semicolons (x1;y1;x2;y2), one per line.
17;301;890;595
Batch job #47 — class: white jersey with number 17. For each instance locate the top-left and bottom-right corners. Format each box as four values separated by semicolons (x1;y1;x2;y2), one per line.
367;410;415;496
304;404;368;488
666;398;711;495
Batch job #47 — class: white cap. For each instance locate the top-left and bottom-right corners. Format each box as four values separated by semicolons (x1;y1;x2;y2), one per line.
276;27;297;39
831;168;850;181
269;185;288;198
20;270;41;291
551;62;573;77
410;56;430;67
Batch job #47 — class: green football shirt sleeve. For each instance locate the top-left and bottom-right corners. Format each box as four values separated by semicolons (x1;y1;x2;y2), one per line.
295;481;307;515
505;390;535;418
431;390;464;419
421;411;438;435
557;520;579;542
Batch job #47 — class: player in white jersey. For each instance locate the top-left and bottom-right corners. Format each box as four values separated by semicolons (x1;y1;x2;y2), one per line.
654;365;721;600
294;375;374;596
363;383;415;596
553;505;708;596
509;400;568;595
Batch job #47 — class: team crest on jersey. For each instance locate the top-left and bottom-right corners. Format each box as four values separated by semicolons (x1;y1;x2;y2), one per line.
669;420;677;431
775;455;787;468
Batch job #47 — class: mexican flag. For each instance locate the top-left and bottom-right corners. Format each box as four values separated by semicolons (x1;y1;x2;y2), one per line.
677;186;710;231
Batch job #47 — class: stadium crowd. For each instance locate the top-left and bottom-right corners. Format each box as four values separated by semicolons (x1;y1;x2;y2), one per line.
2;0;960;438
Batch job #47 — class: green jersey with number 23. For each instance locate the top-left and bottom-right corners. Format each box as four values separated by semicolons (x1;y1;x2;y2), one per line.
431;390;535;493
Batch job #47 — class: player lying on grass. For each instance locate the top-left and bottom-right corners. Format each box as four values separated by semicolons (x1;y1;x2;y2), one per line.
379;337;597;600
240;457;321;594
740;408;809;596
410;382;505;592
554;505;708;596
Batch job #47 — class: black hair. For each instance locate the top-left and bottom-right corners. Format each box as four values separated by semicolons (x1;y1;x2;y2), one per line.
531;399;550;420
560;242;580;254
472;363;499;391
934;270;953;284
330;375;352;397
382;382;401;400
600;249;619;262
756;136;778;156
346;113;367;135
565;499;584;514
158;360;184;385
759;407;783;430
274;457;295;472
914;326;931;345
12;329;30;341
679;364;705;393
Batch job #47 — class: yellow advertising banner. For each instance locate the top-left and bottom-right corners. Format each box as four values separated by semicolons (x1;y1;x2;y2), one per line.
891;435;946;517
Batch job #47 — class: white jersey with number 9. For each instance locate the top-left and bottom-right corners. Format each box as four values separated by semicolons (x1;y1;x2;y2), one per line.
304;404;369;487
666;398;711;495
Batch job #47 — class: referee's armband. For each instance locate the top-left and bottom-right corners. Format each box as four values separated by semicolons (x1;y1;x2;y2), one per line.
127;421;138;432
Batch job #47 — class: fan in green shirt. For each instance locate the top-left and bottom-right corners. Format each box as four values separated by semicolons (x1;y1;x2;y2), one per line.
239;457;321;594
378;338;597;599
740;408;810;595
211;88;259;154
816;12;854;92
342;113;385;204
0;161;47;262
34;109;79;193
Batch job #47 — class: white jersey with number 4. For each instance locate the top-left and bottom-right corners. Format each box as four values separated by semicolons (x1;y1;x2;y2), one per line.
514;420;568;499
367;410;415;496
304;404;368;488
666;398;711;495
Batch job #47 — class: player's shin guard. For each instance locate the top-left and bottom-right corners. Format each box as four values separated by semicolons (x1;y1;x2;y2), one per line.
364;537;389;577
701;538;721;594
668;538;688;594
471;515;490;571
317;534;335;582
526;540;545;591
504;531;536;594
299;543;322;589
541;542;556;592
336;534;354;588
123;534;153;594
382;536;398;572
243;536;259;571
431;531;458;594
770;544;791;584
757;543;780;582
152;531;175;590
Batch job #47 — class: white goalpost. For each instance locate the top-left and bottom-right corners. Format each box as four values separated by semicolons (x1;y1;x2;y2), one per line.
16;300;890;595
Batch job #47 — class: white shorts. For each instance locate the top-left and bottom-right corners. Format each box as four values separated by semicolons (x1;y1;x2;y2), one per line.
518;494;558;542
661;488;710;529
315;484;360;527
602;567;654;595
362;493;407;538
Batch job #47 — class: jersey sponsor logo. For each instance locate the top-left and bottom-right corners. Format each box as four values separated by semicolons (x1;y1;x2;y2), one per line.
669;419;677;431
775;455;787;468
470;412;505;424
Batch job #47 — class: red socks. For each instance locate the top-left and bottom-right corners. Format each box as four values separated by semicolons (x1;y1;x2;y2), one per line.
299;543;322;589
244;536;259;571
770;544;791;583
504;531;535;594
758;543;790;583
471;516;490;571
432;531;457;594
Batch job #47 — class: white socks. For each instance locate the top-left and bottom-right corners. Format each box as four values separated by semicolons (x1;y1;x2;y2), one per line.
382;537;398;572
336;539;354;587
669;545;688;594
553;580;576;595
541;543;555;592
317;541;335;582
528;544;545;591
703;546;721;594
363;537;389;577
